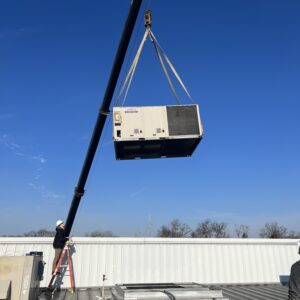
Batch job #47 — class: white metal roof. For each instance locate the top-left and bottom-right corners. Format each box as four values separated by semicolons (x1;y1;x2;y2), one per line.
0;238;298;288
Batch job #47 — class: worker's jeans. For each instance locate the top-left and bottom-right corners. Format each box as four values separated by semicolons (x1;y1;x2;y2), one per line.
52;248;62;273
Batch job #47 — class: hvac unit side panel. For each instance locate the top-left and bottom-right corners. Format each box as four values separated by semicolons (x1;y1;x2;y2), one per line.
141;106;168;139
0;257;25;300
113;106;168;141
20;256;33;300
113;107;143;140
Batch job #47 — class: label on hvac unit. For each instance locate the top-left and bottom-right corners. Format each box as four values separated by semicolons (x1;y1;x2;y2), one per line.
124;109;138;113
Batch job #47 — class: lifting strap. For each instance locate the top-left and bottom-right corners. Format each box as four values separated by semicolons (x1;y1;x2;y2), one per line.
148;30;181;105
149;31;193;103
116;29;149;106
115;11;194;106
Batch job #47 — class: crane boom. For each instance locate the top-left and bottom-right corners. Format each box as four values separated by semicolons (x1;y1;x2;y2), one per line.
49;0;142;289
64;0;142;238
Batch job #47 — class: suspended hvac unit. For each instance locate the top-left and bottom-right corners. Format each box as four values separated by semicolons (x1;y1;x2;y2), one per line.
113;104;203;160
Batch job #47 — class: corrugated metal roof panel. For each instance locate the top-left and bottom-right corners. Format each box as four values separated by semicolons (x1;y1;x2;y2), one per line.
0;238;298;288
218;284;288;300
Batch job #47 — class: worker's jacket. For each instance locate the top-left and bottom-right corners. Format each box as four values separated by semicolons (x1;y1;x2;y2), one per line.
289;260;300;299
53;227;68;249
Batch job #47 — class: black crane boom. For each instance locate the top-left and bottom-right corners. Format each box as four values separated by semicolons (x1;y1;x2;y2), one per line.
48;1;142;289
64;0;142;237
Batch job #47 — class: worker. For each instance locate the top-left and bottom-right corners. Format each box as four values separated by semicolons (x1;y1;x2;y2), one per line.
52;220;68;274
288;243;300;299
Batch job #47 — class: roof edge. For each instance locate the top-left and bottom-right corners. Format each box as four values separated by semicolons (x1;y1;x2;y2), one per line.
0;237;299;245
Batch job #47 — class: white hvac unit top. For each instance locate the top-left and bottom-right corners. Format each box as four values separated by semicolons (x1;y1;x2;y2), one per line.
113;104;203;160
112;283;227;300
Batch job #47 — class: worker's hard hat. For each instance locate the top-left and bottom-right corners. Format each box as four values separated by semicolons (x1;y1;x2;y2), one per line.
56;220;64;227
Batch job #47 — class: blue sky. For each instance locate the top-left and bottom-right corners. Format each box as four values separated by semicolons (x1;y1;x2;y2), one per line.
0;1;299;237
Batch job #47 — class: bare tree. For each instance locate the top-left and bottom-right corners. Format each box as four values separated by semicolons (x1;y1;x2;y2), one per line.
286;231;300;239
192;219;213;238
235;224;249;238
157;225;172;237
259;222;288;238
23;229;55;237
212;221;229;238
85;230;115;237
157;219;191;237
0;234;23;237
192;219;229;238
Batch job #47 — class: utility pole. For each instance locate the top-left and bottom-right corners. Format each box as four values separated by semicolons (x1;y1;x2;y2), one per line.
147;214;153;237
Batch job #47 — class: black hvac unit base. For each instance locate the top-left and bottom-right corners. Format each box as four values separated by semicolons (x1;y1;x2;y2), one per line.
114;137;201;160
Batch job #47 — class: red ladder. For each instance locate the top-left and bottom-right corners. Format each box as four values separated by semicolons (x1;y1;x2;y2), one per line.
50;242;75;296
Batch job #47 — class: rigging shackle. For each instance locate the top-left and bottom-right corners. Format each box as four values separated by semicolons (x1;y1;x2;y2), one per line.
144;10;152;28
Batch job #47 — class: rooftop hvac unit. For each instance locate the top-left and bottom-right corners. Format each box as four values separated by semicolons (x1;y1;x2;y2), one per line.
112;283;228;300
0;253;44;300
113;104;203;160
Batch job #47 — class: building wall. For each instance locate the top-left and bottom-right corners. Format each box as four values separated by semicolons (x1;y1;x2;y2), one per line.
0;238;298;288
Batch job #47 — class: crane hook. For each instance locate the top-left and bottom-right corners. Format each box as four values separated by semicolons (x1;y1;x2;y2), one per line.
144;10;152;28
